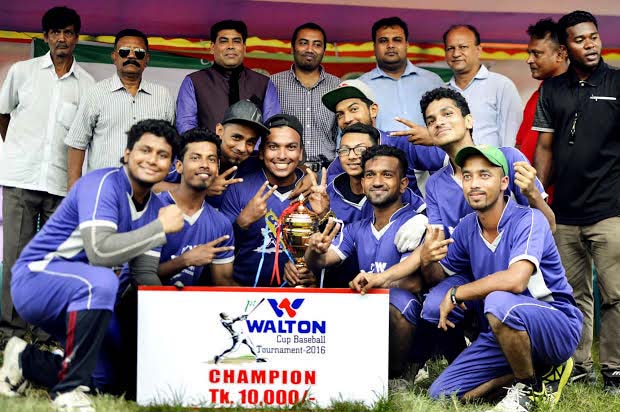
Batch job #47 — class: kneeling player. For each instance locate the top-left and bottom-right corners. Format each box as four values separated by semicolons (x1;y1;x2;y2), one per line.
0;120;184;411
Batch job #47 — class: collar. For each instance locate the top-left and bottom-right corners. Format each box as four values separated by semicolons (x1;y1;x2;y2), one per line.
260;168;304;201
372;202;412;225
448;64;488;88
212;62;245;77
290;64;327;86
40;51;79;79
120;165;135;196
109;73;150;94
567;58;608;87
369;60;418;80
475;196;514;233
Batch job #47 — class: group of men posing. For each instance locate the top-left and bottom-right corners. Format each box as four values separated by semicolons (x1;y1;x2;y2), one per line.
0;5;619;412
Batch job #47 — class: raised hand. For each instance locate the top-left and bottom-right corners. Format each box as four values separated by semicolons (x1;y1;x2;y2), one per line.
182;235;235;266
420;224;454;267
513;161;539;198
307;218;341;255
158;204;185;233
206;166;244;197
307;167;330;217
389;117;434;146
289;168;315;200
236;181;278;229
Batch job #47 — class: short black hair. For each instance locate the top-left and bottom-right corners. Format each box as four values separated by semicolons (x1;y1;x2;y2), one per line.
420;87;471;120
341;123;380;146
527;18;561;49
372;17;409;43
42;6;81;34
443;24;481;47
361;144;408;179
210;20;248;43
115;29;149;50
126;119;180;159
292;22;327;49
179;128;222;161
557;10;598;46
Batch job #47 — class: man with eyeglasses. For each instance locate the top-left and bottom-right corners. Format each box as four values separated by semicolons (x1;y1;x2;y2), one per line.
0;6;95;345
322;79;447;198
65;29;175;190
444;24;522;148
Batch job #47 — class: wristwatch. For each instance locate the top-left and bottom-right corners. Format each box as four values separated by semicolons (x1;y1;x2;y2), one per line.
450;286;461;305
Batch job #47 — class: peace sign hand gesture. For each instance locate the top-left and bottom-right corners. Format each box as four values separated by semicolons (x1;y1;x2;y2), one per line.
236;181;278;229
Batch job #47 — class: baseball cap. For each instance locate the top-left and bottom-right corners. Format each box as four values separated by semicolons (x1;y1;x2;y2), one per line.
455;145;509;176
221;100;270;137
322;79;377;112
264;114;304;137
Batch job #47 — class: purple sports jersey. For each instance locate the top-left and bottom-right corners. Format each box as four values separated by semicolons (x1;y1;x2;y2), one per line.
155;191;234;285
330;202;423;324
428;198;582;399
220;169;303;286
327;172;426;225
326;130;447;196
165;155;262;210
440;198;575;303
16;167;163;271
426;146;545;238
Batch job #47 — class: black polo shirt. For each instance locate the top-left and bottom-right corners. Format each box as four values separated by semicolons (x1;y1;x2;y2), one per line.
533;60;620;225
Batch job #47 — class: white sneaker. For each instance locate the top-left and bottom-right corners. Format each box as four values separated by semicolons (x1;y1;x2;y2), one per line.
487;382;547;412
51;385;95;412
0;336;28;397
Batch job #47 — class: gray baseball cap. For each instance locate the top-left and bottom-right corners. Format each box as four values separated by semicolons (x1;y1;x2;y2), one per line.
221;100;270;137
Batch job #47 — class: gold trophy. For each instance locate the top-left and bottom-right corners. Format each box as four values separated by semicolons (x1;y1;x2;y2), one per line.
281;195;319;272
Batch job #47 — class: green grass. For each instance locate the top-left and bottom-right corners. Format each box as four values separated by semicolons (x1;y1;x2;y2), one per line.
1;340;618;412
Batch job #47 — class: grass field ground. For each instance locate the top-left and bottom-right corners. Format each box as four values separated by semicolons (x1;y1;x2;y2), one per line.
2;353;620;412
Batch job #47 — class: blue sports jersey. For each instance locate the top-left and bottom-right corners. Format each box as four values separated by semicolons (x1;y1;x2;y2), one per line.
326;130;447;196
16;167;164;272
327;172;426;224
164;155;262;210
331;203;419;273
425;147;546;238
156;191;235;285
206;156;262;209
439;198;575;303
220;169;304;286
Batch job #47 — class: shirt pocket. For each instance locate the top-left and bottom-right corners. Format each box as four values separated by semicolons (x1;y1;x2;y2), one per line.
57;101;78;130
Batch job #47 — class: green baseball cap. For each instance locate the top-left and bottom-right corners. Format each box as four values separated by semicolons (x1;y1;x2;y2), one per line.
455;145;509;176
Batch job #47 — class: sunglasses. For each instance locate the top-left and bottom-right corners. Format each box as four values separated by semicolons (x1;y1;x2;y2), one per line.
117;47;147;60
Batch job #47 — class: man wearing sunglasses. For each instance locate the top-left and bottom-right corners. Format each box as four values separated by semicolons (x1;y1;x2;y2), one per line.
0;6;95;346
65;29;175;190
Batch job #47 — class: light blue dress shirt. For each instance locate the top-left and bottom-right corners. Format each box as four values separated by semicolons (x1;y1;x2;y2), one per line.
447;65;523;147
358;61;445;131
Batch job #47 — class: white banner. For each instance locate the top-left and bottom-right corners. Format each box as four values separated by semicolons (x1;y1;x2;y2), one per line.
137;287;389;408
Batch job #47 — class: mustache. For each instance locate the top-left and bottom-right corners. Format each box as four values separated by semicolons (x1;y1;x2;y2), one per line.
123;59;141;67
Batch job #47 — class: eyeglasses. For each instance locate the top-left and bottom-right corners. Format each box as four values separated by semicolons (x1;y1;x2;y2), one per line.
117;47;147;60
337;146;368;157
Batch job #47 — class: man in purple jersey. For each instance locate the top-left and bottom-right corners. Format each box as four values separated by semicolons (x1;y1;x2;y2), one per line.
0;120;184;411
420;87;554;238
425;146;581;411
156;128;235;286
304;145;426;381
220;114;328;287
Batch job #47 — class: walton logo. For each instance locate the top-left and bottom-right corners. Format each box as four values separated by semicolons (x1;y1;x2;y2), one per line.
267;298;304;318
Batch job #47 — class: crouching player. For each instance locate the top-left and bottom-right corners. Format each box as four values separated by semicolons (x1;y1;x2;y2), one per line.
304;145;427;380
426;146;581;411
0;120;183;411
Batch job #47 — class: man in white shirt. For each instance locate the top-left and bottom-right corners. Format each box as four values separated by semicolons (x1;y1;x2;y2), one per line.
0;6;95;342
